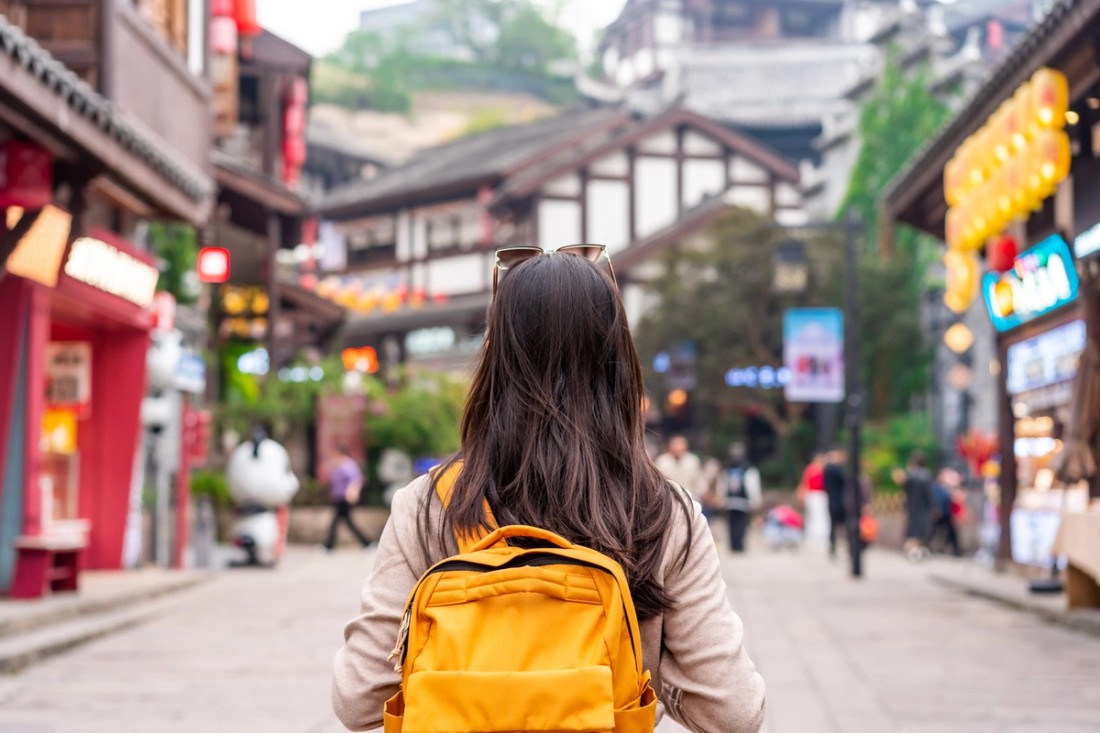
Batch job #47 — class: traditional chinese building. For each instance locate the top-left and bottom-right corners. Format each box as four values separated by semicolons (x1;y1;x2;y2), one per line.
317;105;804;373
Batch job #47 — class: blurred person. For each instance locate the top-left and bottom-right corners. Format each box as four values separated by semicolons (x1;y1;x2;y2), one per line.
928;467;962;557
723;442;762;552
798;452;830;548
656;434;707;511
333;249;765;732
323;444;372;552
902;451;934;561
822;448;847;559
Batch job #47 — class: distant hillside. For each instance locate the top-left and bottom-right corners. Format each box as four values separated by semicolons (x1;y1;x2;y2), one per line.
310;90;559;165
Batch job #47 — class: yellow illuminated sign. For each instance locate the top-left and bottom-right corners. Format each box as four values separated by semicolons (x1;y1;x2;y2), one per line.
944;67;1070;250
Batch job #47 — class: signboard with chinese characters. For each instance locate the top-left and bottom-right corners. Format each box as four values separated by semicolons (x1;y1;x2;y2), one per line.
45;342;92;412
982;235;1078;332
783;308;844;403
63;234;159;308
1006;319;1084;396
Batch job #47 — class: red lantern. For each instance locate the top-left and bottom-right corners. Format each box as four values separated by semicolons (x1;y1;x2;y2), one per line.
987;234;1018;273
284;77;308;107
282;136;306;167
0;140;53;210
234;0;262;37
209;16;238;55
211;0;234;16
432;292;449;305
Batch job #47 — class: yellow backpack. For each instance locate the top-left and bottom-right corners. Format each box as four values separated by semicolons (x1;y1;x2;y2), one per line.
382;466;657;733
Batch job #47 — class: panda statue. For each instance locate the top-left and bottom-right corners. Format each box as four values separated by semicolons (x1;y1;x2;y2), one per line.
225;426;299;567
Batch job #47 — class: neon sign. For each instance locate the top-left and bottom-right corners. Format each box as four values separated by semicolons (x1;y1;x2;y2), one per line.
64;236;158;308
982;235;1078;332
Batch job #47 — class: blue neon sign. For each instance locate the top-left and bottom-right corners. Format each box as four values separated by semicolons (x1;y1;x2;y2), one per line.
982;235;1078;332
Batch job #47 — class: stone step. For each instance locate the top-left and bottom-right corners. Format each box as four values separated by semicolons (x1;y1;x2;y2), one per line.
0;593;184;674
0;573;206;641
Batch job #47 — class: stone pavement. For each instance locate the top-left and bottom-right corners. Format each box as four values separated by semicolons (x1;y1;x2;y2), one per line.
0;541;1099;732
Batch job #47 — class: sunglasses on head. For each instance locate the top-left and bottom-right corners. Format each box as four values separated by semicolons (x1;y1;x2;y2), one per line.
492;244;617;297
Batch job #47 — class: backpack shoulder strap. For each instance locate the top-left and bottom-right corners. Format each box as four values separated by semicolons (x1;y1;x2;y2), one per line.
431;461;499;553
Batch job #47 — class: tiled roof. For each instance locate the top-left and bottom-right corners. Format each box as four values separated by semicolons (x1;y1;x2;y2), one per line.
320;106;629;213
0;14;210;204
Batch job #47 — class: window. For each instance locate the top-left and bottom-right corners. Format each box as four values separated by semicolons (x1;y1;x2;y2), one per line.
346;217;397;268
712;2;754;29
780;8;825;38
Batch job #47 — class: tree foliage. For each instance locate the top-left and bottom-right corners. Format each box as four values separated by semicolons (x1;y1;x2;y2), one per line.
148;221;198;305
840;56;952;416
321;0;578;112
636;207;844;453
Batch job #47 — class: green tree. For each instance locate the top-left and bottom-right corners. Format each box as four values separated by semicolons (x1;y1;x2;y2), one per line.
840;56;952;416
148;221;198;305
636;207;844;457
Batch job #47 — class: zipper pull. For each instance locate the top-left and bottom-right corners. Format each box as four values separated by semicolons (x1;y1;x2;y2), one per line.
387;607;412;674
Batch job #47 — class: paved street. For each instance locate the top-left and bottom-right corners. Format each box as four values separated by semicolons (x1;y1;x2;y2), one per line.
1;540;1100;733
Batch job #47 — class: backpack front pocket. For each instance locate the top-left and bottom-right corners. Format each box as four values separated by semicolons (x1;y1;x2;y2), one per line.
403;666;616;733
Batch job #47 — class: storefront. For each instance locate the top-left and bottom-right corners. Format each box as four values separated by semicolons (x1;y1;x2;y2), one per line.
0;229;159;595
885;0;1100;577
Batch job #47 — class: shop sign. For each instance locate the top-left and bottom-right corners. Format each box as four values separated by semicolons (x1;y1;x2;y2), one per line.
982;235;1078;332
45;342;92;411
725;366;792;389
405;327;456;357
0;139;53;209
783;308;844;403
5;205;72;288
174;353;207;394
64;236;158;308
944;67;1070;251
1074;221;1100;259
1006;319;1085;395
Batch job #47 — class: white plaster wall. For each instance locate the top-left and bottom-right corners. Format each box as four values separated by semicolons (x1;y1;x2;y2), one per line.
412;262;427;290
683;159;725;210
428;254;485;295
683;131;722;156
776;181;802;208
654;11;684;44
591;151;629;178
635;48;655;79
586;180;630;252
544;173;582;198
635;157;677;237
727;185;771;214
538;199;582;247
730;156;769;185
639;131;677;155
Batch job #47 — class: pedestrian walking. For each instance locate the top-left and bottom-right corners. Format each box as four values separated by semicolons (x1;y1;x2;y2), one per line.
322;445;372;552
797;452;830;547
333;248;766;732
823;448;847;559
655;434;707;512
901;451;934;561
724;442;762;553
927;467;962;556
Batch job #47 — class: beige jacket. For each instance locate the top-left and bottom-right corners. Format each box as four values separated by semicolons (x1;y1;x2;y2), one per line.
332;475;766;732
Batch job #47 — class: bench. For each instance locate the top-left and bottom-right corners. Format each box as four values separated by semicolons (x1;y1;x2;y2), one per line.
10;529;89;600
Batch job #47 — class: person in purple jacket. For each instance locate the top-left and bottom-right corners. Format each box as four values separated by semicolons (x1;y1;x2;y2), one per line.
323;445;372;551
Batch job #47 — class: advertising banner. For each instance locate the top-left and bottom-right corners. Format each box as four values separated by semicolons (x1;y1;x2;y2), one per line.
783;308;845;403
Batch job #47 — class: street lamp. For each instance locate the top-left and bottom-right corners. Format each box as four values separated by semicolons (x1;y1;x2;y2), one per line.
773;239;809;296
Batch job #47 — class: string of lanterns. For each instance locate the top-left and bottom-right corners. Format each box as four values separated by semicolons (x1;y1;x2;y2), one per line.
308;276;450;315
942;67;1071;315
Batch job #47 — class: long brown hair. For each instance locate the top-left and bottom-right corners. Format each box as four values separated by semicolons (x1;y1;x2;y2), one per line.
428;252;691;620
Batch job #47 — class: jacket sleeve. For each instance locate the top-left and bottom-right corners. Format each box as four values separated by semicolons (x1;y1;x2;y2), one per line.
657;502;767;732
332;476;433;731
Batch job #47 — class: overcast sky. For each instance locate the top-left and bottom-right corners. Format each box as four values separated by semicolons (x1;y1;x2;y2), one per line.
257;0;627;59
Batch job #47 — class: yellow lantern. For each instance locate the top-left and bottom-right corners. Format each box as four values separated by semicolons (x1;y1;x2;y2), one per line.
944;249;980;312
945;156;962;207
993;166;1014;223
945;207;963;249
993;102;1014;163
382;292;402;312
1032;67;1069;131
1005;148;1029;215
1012;82;1033;150
1036;127;1071;192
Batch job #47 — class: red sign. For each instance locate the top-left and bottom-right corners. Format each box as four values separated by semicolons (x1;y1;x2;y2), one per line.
181;406;212;466
197;247;231;283
0;140;53;210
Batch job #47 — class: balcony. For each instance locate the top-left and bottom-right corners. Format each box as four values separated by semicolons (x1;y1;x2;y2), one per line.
1;0;210;180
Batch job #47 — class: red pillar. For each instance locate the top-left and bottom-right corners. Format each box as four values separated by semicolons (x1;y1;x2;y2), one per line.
22;282;49;537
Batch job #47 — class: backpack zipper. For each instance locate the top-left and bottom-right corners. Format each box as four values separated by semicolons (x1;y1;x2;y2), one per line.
389;553;639;672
